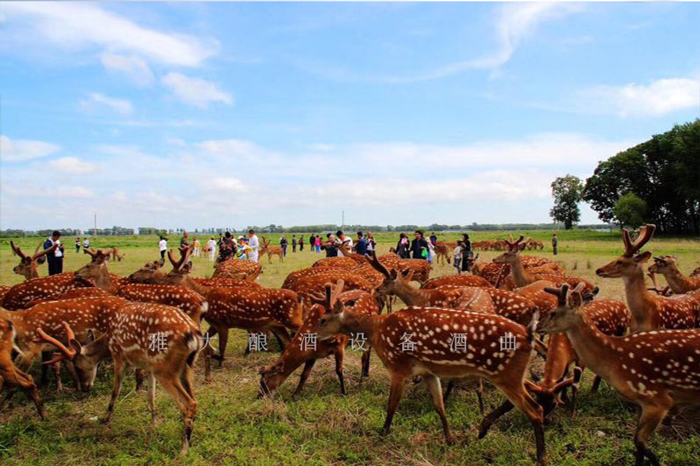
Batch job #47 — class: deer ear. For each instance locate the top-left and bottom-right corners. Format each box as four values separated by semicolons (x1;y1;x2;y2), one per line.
390;269;398;280
87;330;96;343
634;251;652;263
69;338;82;354
181;261;193;273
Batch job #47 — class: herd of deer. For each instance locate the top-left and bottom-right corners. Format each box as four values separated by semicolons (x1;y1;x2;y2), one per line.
1;225;699;465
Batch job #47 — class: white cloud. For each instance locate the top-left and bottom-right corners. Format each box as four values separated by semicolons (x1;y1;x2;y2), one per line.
100;52;154;86
79;92;134;115
1;2;216;67
57;186;94;198
162;73;233;108
210;177;248;193
47;157;97;175
1;135;60;162
579;78;700;117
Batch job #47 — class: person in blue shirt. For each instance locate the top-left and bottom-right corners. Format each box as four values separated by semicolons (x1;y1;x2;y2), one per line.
44;230;65;275
410;230;429;260
354;231;368;255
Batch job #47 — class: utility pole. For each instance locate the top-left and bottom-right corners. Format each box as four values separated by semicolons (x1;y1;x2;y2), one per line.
93;213;97;238
342;210;345;228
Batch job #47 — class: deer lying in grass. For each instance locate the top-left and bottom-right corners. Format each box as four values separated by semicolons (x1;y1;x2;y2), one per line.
648;255;700;294
526;288;629;417
39;304;202;455
0;319;46;419
212;256;261;281
313;280;547;465
596;224;700;331
259;288;379;398
259;237;284;263
539;283;700;466
10;241;58;280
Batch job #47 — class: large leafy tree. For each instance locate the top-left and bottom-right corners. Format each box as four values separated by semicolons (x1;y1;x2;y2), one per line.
550;175;583;230
614;192;647;228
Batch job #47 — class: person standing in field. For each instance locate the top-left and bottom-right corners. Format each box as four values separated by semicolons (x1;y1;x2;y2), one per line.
299;235;304;252
158;236;168;263
193;237;201;257
280;235;288;256
366;231;376;255
83;237;90;250
461;233;473;273
207;237;217;261
335;230;353;256
315;235;322;253
218;232;234;262
396;233;410;258
75;237;81;253
453;241;464;274
248;229;260;263
429;232;437;246
180;231;190;248
354;231;368;255
322;234;339;257
44;230;65;275
552;233;558;255
410;231;429;260
292;235;297;253
426;239;435;264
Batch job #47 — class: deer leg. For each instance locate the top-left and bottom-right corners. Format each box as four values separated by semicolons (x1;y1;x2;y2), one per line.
51;361;63;393
478;400;514;439
40;351;50;386
3;368;46;420
135;369;145;392
217;328;229;367
156;374;197;456
204;344;213;383
443;380;456;404
424;374;454;445
182;353;197;399
381;373;406;437
269;327;290;351
334;349;346;396
476;378;485;416
571;367;583;418
361;348;371;378
147;373;157;426
292;359;316;400
634;404;668;466
590;375;602;394
103;358;125;424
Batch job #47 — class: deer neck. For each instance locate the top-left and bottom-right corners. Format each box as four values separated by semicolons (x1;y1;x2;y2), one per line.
28;264;40;280
660;267;692;294
188;278;212;298
509;254;533;287
540;333;575;389
622;268;656;331
391;281;429;307
93;266;119;294
341;312;384;346
564;313;617;382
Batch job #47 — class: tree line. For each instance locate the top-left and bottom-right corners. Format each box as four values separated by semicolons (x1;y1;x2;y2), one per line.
551;119;700;233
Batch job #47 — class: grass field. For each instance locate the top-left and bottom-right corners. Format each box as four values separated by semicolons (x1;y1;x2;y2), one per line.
1;231;699;465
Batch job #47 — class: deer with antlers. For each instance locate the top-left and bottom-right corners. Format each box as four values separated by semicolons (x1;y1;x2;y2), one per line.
0;319;47;419
312;280;547;464
596;224;700;332
526;288;629;417
212;255;261;281
259;236;284;263
38;302;202;455
259;288;379;398
648;255;700;294
10;241;58;280
539;283;700;466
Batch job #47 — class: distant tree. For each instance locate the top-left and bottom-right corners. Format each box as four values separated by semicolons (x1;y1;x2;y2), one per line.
550;175;583;230
614;192;647;229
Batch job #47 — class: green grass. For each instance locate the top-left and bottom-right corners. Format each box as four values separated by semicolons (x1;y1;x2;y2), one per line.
1;231;699;465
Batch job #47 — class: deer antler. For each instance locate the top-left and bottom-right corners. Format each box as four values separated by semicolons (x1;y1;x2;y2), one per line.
36;322;77;365
32;242;58;261
505;235;525;251
622;224;656;257
544;284;570;306
10;241;27;259
367;251;391;278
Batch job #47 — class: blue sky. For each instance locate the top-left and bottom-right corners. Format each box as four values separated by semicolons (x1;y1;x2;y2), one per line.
1;2;699;231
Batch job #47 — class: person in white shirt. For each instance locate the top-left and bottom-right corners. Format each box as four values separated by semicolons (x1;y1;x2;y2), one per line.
247;229;259;263
83;238;90;249
207;237;217;261
453;241;464;274
158;236;167;263
335;230;353;257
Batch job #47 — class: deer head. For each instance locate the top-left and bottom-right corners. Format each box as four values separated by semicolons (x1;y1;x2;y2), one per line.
647;255;679;277
313;281;348;340
595;224;656;278
537;283;588;334
10;241;58;279
128;260;166;283
366;252;413;296
492;236;526;264
75;249;112;286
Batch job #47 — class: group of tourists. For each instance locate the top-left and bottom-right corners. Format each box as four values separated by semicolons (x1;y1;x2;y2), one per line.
157;229;261;264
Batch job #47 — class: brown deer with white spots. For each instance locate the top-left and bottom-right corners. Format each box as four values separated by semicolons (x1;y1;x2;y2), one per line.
596;224;700;332
38;303;202;456
259;236;284;263
259;288;379;398
421;273;494;290
526;288;629;417
10;240;58;280
472;255;556;288
0;319;47;419
367;252;496;313
648;255;700;294
0;286;11;302
433;242;452;266
212;256;261;281
1;272;92;311
24;287;109;308
493;236;593;292
539;283;700;466
313;280;547;465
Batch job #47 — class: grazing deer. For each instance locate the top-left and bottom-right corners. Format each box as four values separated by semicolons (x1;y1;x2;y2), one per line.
39;303;202;455
596;225;700;331
313;281;546;465
526;289;629;417
493;236;593;292
259;288;379;398
539;283;700;466
367;253;495;313
421;274;493;290
259;237;284;263
212;256;261;281
0;319;47;419
431;242;452;266
10;241;58;280
648;255;700;294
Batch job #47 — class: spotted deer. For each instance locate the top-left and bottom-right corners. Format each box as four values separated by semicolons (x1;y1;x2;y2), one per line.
212;256;261;281
259;288;379;398
527;289;629;417
38;303;202;455
596;224;700;331
648;255;700;294
259;236;284;263
0;271;93;311
313;280;546;465
25;287;109;308
421;274;494;290
10;240;58;280
0;319;47;419
539;283;700;466
433;242;452;266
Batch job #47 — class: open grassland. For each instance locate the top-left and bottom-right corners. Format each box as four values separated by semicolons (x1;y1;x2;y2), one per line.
1;231;699;465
